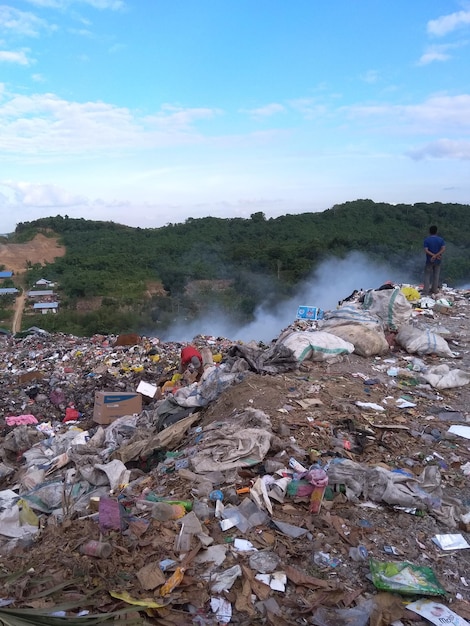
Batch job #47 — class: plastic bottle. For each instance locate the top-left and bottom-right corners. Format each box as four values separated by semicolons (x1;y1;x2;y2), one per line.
151;502;186;521
313;551;341;568
306;468;329;514
348;545;369;562
192;499;214;521
289;457;308;474
209;490;224;502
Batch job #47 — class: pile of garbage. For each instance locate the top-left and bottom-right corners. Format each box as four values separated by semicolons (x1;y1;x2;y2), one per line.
1;283;470;625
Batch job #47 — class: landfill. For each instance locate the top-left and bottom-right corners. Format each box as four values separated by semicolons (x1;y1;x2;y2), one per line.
1;283;470;625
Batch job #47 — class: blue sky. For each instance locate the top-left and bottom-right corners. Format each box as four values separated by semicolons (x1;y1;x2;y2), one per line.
1;0;469;234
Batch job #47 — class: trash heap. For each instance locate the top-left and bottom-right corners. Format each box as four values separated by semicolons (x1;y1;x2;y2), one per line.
1;283;470;625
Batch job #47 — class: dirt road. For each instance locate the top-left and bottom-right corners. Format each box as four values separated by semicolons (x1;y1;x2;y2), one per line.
12;291;26;333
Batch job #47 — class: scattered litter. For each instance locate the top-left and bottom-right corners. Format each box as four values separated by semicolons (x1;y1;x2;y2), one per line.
407;599;470;626
370;559;446;596
448;425;470;440
432;534;470;551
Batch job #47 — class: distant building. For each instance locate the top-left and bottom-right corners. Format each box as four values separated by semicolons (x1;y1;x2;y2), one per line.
33;302;59;314
35;278;55;287
0;287;19;295
0;271;14;279
27;290;55;298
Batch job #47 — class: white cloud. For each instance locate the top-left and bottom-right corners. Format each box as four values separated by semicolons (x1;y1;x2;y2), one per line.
427;10;470;36
359;70;380;84
0;50;31;65
288;97;327;119
417;40;467;65
146;104;221;132
417;50;451;65
1;180;87;207
69;27;94;37
0;6;51;38
0;92;223;155
346;94;470;132
241;103;285;118
24;0;125;9
407;139;470;160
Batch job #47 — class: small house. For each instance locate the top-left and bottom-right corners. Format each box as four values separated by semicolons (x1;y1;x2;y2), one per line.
35;278;55;287
33;302;59;314
0;287;19;295
27;290;55;298
0;271;14;279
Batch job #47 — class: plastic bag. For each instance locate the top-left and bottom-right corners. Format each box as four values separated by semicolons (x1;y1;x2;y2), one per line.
396;325;455;358
423;364;470;389
369;559;446;596
322;304;383;329
326;324;389;357
311;599;375;626
362;287;412;330
280;330;354;362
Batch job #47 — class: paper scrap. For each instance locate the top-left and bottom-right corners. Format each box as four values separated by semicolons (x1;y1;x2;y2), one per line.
355;401;385;412
407;599;470;625
432;534;470;551
136;380;158;398
448;425;470;440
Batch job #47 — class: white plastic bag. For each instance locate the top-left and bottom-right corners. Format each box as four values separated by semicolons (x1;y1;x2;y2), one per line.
280;330;354;362
397;325;455;358
423;364;470;389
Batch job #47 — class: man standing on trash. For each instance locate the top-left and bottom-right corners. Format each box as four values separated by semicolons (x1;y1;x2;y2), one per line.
179;345;204;380
423;225;446;296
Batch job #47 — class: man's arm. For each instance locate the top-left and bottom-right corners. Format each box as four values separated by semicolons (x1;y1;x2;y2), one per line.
424;246;434;259
435;244;446;260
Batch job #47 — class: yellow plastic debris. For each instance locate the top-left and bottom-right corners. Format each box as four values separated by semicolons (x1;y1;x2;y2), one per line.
160;567;185;597
401;286;421;302
212;353;222;363
17;499;39;527
110;590;167;608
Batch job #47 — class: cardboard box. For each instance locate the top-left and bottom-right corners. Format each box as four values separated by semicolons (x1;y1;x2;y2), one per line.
296;305;324;320
93;391;142;425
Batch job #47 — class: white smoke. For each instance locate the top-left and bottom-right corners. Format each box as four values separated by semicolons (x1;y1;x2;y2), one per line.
160;252;412;344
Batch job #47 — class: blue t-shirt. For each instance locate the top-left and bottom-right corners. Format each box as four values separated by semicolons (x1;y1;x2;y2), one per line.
424;234;445;264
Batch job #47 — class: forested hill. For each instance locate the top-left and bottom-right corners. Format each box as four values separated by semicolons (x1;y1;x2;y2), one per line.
5;199;470;336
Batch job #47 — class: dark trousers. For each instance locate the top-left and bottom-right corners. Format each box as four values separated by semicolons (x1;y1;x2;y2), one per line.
423;263;441;295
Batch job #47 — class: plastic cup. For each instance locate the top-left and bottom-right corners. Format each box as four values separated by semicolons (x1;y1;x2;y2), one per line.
80;540;112;558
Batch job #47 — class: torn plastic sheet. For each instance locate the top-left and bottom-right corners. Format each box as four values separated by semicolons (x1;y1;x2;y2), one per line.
255;571;287;592
311;599;375;626
423;365;470;390
210;564;242;593
326;459;464;528
189;408;272;472
355;401;385;412
94;460;131;492
0;504;39;539
271;519;309;538
210;597;232;624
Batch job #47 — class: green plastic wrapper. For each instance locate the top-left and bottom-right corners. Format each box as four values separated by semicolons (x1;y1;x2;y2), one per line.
370;559;446;596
